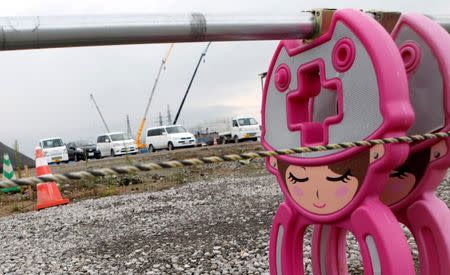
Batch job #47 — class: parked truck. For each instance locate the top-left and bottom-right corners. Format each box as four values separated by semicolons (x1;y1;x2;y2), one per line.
216;116;261;144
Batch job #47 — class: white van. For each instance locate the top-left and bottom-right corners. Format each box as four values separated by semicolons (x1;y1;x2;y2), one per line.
145;125;196;152
39;137;69;164
96;132;138;157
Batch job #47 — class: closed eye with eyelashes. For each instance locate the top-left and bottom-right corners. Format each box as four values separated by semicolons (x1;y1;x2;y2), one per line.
326;169;353;183
287;169;354;184
389;169;408;179
288;172;309;184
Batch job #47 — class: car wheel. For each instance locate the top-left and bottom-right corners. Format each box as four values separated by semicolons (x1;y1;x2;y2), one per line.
149;144;155;153
74;154;78;162
234;135;239;143
252;138;258;142
111;149;116;157
96;152;102;159
168;142;174;151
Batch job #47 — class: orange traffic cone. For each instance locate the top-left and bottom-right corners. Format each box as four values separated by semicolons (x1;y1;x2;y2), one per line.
35;147;69;210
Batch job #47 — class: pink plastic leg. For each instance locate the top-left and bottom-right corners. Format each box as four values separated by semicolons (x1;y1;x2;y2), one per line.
311;200;415;275
404;194;450;275
270;203;305;275
278;200;415;274
314;195;450;275
312;225;347;275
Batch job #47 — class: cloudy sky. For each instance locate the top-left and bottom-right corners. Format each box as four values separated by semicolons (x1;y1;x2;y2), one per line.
0;0;449;157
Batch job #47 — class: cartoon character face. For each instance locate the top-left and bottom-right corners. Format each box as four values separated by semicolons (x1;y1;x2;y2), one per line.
380;140;447;205
270;146;383;215
284;165;359;214
381;171;417;206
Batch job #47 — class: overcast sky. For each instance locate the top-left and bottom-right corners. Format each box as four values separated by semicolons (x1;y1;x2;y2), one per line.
0;0;449;157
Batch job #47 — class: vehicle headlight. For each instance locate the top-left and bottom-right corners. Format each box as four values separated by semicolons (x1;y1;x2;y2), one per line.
44;151;50;157
113;143;122;148
76;148;83;153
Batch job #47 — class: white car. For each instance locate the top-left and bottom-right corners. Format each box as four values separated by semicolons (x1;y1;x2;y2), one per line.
96;132;138;157
39;137;69;164
145;125;196;152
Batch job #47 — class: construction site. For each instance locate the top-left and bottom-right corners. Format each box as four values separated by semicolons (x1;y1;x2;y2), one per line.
1;1;450;275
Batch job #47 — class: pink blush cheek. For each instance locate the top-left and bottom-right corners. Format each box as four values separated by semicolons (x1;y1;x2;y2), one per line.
335;186;349;198
291;187;304;197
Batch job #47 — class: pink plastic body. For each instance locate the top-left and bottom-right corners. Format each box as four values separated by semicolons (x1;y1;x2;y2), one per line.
311;13;450;275
264;9;415;275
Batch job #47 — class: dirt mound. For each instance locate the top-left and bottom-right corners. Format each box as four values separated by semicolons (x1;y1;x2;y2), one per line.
0;142;34;172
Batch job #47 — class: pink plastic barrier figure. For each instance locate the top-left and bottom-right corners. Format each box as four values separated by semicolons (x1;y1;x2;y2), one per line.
262;9;417;274
311;13;450;275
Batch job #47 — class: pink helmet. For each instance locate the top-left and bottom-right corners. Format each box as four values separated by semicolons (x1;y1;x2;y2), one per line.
261;9;414;167
261;9;415;220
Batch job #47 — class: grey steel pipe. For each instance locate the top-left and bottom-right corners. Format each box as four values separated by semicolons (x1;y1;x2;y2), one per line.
0;13;317;51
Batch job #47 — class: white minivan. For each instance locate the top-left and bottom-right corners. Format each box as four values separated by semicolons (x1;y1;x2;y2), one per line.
39;137;69;164
145;125;196;152
96;132;138;157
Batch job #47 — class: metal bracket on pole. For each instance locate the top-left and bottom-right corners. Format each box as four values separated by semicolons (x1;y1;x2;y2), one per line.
313;9;336;38
301;9;335;44
367;10;402;33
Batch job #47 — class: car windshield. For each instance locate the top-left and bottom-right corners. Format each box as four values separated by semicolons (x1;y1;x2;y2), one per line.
166;126;187;134
42;139;64;148
77;140;94;146
238;118;258;126
110;133;128;141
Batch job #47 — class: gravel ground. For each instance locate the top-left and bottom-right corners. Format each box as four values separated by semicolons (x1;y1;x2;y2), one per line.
0;172;449;274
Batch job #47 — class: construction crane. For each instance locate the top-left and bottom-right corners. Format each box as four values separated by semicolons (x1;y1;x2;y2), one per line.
173;42;211;124
135;44;174;149
90;93;110;132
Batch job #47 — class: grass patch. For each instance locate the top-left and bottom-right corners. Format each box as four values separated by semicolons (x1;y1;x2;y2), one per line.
100;185;118;197
166;170;187;185
10;203;20;213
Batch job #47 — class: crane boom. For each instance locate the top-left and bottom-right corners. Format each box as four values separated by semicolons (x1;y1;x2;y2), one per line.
173;42;211;124
135;44;174;149
90;93;110;132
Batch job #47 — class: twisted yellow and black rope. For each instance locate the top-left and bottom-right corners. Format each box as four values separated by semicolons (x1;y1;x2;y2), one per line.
1;131;448;189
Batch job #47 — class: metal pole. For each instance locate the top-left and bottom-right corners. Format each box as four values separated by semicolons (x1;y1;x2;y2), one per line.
126;114;133;137
89;93;110;132
173;42;211;125
259;72;267;93
427;14;450;33
0;13;316;51
167;104;172;124
0;13;448;51
159;112;163;126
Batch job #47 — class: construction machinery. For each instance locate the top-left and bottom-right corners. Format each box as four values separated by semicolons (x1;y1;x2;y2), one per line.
89;93;110;132
173;42;212;124
135;44;174;149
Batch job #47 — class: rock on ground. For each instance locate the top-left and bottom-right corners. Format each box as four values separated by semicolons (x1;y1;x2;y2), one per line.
0;173;449;274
